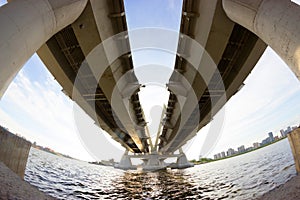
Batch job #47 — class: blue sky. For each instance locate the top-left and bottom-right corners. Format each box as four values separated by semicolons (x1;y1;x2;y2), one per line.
0;0;300;161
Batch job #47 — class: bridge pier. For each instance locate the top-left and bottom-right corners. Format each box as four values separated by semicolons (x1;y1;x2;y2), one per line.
0;0;87;98
176;153;194;169
114;150;193;171
114;150;136;170
222;0;300;80
141;153;167;171
0;126;31;179
288;128;300;174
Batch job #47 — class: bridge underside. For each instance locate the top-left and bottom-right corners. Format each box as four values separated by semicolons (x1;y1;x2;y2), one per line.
158;0;266;154
37;0;150;154
36;0;267;169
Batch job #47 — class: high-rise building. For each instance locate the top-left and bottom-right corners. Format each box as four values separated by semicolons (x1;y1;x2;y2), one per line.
261;138;269;146
227;148;235;157
238;145;245;153
253;142;260;149
221;151;226;158
287;126;292;133
268;132;274;142
280;129;286;137
214;153;222;160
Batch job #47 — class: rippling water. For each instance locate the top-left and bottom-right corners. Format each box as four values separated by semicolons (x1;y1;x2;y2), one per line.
25;139;296;199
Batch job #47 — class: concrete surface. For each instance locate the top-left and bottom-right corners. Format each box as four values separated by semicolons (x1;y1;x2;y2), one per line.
223;0;300;80
288;128;300;173
0;0;87;97
258;175;300;200
0;127;31;179
0;161;55;200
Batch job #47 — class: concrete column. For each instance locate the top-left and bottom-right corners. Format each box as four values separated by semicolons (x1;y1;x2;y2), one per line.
0;126;31;179
176;153;194;169
222;0;300;80
0;0;88;97
114;151;136;170
288;128;300;174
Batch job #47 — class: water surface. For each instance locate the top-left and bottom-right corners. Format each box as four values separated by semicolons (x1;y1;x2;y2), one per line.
25;139;296;199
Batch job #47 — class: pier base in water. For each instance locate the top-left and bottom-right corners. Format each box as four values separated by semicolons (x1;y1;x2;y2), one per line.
114;151;194;171
114;150;137;170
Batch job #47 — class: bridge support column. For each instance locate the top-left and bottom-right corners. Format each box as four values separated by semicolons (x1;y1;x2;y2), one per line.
288;128;300;174
114;150;136;170
176;149;194;169
0;0;87;98
0;126;31;179
222;0;300;79
141;153;167;171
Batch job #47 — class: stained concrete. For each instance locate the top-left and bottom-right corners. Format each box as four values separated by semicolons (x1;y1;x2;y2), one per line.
288;128;300;173
0;127;31;179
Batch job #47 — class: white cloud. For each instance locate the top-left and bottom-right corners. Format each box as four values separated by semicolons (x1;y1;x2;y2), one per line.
186;47;300;159
0;56;95;161
0;54;127;161
1;45;299;163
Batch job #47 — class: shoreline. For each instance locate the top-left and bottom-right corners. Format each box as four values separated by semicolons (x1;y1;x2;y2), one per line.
192;137;288;165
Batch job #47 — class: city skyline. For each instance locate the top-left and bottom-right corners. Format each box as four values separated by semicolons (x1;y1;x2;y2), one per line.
0;0;300;161
212;125;298;160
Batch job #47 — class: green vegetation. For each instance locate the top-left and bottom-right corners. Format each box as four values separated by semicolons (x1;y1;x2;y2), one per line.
190;158;214;165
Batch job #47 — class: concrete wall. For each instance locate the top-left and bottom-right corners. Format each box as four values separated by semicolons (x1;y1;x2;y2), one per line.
0;126;31;179
288;128;300;174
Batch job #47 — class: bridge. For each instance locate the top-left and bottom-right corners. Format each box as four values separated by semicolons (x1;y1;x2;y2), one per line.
0;0;299;170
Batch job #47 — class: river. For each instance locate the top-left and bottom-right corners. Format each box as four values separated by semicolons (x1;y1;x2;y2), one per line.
24;138;296;199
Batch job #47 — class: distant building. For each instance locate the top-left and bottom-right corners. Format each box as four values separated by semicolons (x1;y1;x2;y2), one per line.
261;138;270;146
253;142;260;149
268;132;274;142
214;153;222;160
274;136;279;141
287;126;292;133
280;129;286;137
221;151;226;158
227;148;235;157
246;147;253;152
238;145;245;153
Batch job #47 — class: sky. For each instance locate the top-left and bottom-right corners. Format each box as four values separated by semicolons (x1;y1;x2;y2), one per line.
0;0;300;161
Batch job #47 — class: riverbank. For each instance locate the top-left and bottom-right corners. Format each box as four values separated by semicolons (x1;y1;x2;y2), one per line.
192;137;288;165
0;161;55;200
258;174;300;200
